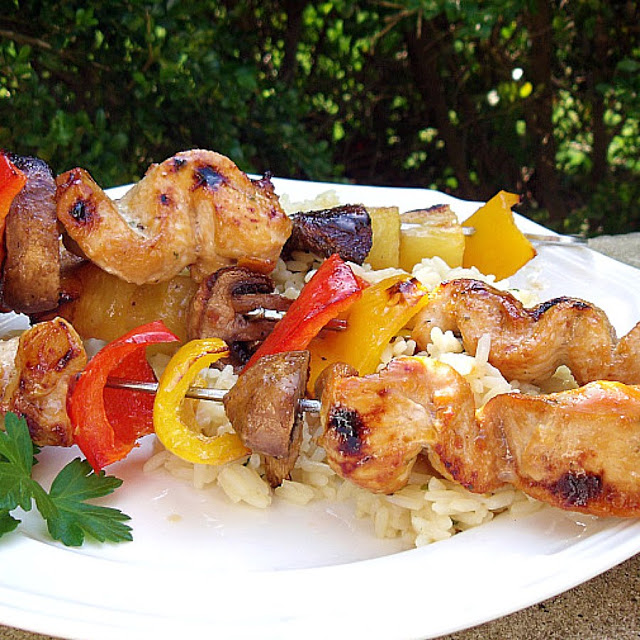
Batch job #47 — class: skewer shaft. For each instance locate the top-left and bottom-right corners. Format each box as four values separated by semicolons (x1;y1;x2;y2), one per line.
245;308;347;330
459;225;586;245
401;216;587;245
106;377;322;413
511;231;587;245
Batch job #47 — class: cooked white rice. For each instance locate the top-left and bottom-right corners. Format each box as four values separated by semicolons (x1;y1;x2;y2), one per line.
143;193;557;549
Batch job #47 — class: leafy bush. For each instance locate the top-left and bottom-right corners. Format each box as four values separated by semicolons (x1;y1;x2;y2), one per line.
0;1;334;186
1;1;638;233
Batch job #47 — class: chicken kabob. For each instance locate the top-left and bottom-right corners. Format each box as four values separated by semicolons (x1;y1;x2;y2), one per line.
1;147;576;351
5;313;640;522
213;269;640;517
85;275;640;518
1;148;372;369
2;149;640;523
0;148;384;465
6;306;640;520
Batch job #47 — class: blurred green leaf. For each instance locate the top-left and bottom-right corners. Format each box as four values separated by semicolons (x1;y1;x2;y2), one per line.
0;0;637;234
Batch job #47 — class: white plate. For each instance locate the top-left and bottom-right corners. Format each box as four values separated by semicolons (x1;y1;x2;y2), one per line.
1;179;639;640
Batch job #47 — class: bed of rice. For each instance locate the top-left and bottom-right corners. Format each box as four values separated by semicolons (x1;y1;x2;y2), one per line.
143;193;569;549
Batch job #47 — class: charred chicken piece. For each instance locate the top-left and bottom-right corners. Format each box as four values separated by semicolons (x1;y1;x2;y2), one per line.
2;154;61;313
318;356;497;494
319;355;640;517
412;278;640;385
188;266;291;367
284;204;372;264
478;381;640;517
0;318;87;447
223;351;310;487
56;149;292;285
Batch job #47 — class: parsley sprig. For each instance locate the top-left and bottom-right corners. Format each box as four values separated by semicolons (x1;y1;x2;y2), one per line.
0;412;132;546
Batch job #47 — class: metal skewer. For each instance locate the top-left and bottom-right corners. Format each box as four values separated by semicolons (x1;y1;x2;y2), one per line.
106;377;322;413
244;308;348;330
400;216;587;245
461;226;587;245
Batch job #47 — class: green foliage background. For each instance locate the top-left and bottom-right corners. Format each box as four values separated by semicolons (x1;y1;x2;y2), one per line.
1;0;639;235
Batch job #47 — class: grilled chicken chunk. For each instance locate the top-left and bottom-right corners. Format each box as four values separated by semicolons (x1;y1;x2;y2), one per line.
479;381;640;517
56;150;292;285
412;278;640;385
319;356;501;494
319;356;640;516
0;318;87;447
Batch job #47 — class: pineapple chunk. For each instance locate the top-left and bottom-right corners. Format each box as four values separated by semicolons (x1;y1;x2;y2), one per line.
365;206;401;269
55;262;197;343
399;205;464;271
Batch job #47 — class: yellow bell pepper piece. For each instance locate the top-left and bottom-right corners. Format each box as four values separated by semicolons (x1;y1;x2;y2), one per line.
307;274;429;389
462;191;536;280
153;338;249;464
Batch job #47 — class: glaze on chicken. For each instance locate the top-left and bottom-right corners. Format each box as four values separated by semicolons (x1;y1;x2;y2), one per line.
0;318;87;447
412;278;640;385
319;355;640;517
56;150;292;285
479;381;640;516
319;357;500;495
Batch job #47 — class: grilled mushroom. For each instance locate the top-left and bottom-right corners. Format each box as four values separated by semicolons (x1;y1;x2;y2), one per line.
2;154;61;313
284;204;372;264
223;350;310;487
187;266;291;366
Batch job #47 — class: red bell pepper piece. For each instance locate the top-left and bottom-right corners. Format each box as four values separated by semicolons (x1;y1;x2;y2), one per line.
103;348;158;444
68;320;180;471
0;152;26;265
244;253;363;370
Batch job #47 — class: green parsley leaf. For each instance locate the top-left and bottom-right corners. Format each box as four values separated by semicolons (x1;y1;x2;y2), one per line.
0;413;132;546
0;510;20;535
46;458;132;546
0;412;38;512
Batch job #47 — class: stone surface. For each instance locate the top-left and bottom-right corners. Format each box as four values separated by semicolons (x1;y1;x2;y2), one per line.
440;553;640;639
588;232;640;268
